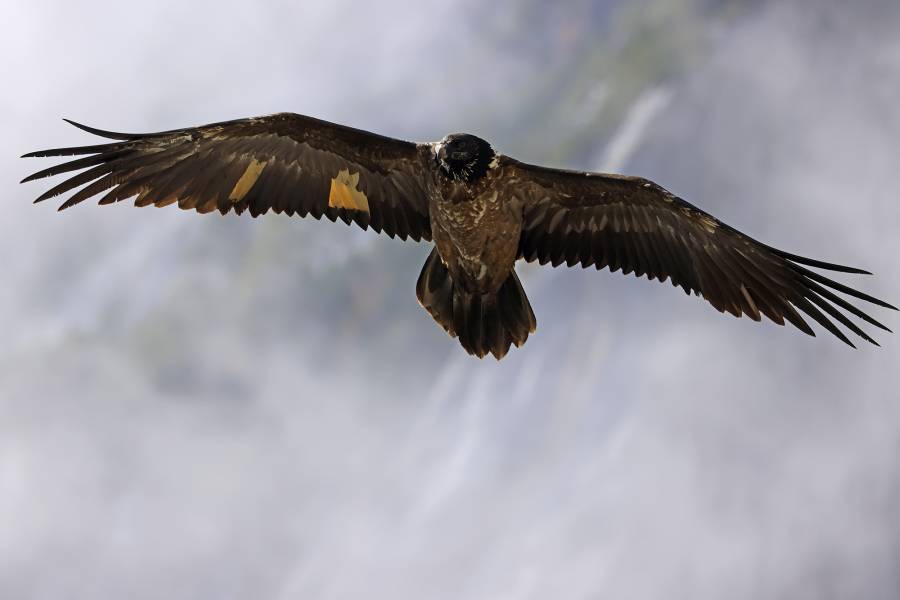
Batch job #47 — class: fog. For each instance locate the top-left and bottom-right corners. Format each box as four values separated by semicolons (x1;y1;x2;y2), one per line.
2;1;899;598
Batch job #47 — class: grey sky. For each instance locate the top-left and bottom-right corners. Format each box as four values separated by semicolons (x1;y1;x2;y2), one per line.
2;1;899;598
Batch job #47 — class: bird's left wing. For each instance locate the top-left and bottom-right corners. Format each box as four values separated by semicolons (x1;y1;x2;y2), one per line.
507;157;896;347
22;113;432;241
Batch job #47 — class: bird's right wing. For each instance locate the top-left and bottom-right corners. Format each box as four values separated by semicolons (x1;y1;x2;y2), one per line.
22;112;433;241
508;157;896;347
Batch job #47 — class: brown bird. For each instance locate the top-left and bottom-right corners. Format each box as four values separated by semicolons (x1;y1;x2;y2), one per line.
21;113;895;359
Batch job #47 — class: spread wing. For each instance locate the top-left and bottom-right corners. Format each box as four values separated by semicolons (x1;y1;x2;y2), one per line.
21;113;432;241
510;158;896;347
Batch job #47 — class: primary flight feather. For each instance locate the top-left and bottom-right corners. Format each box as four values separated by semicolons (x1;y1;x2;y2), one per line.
21;112;896;359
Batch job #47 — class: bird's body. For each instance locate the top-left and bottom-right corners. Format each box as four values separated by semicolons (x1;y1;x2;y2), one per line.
21;112;895;358
428;144;521;295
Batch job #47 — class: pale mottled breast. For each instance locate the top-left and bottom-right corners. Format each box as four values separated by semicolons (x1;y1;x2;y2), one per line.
430;166;525;293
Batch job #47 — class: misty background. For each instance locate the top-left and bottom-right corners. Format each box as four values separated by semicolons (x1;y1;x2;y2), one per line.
2;0;900;598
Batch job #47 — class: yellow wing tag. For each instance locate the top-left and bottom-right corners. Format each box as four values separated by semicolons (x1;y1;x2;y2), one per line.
328;169;370;213
229;159;267;202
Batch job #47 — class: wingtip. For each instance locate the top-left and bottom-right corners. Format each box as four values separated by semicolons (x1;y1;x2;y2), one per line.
841;264;872;275
773;247;875;275
816;262;871;275
20;168;52;183
62;118;141;140
63;118;98;135
841;337;858;350
872;298;900;312
63;117;87;129
829;265;872;276
21;121;92;157
62;117;90;132
868;320;892;333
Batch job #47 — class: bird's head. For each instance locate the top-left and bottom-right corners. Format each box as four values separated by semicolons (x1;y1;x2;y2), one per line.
435;133;496;183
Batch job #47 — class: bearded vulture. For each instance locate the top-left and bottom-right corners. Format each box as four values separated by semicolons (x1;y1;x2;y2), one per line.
21;113;896;359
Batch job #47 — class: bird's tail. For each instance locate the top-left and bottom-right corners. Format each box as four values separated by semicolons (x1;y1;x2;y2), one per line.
416;248;536;360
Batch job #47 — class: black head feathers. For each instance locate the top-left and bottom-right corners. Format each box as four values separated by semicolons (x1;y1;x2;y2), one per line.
435;133;496;183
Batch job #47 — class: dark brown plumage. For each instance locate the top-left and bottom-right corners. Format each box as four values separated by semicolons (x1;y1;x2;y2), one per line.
21;112;896;359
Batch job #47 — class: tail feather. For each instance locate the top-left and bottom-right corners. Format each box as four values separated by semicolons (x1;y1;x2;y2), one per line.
416;249;536;359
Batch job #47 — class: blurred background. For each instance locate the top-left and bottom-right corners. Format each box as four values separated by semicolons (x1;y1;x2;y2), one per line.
2;0;900;598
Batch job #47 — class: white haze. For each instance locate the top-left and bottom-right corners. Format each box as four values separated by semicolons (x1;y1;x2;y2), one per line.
1;1;899;598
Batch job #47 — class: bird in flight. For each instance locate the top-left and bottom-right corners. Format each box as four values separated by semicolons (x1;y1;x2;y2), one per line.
22;113;895;359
